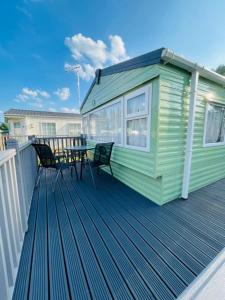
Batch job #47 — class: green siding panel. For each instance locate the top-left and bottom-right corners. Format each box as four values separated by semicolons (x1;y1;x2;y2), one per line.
189;78;225;191
83;69;163;205
107;161;162;204
158;65;225;203
81;65;159;114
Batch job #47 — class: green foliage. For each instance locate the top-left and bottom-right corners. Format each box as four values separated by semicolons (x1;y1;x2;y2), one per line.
0;122;9;133
215;65;225;76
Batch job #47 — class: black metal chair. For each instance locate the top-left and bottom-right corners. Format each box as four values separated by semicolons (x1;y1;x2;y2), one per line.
32;143;78;192
87;142;114;187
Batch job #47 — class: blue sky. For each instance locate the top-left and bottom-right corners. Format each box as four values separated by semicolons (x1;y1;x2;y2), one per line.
1;0;225;121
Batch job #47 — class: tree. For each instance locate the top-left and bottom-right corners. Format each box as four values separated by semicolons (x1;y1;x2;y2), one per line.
215;65;225;76
0;122;9;134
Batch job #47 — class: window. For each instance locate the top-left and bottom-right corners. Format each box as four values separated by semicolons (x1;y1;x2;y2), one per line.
14;122;21;128
125;85;150;150
40;123;56;136
82;116;88;135
84;84;151;151
89;100;122;144
67;123;81;136
204;103;225;146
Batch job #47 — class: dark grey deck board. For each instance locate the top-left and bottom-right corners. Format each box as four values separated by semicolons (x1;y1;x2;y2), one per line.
28;171;48;300
60;179;135;300
53;177;91;300
12;180;39;299
13;169;225;300
46;173;70;300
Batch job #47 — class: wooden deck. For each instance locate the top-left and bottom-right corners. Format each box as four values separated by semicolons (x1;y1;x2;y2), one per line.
12;167;225;300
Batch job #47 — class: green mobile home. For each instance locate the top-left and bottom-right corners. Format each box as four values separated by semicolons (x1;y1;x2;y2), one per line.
81;48;225;205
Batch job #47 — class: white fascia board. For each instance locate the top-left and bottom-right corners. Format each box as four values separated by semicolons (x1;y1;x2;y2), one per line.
161;48;225;87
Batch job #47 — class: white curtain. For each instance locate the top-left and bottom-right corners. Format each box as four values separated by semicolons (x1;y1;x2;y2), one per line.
40;123;56;136
89;102;122;143
82;117;88;134
206;104;225;144
127;93;145;115
126;118;147;147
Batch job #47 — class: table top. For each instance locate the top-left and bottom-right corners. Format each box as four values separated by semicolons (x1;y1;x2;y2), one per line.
64;145;94;151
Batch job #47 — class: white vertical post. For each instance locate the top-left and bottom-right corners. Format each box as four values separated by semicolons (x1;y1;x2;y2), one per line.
6;139;28;232
0;169;16;286
182;71;199;199
1;163;21;261
0;228;11;300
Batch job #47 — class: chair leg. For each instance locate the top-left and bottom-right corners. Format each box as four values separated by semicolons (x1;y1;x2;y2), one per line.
87;158;96;188
109;163;113;177
53;169;61;192
73;163;78;180
35;167;43;188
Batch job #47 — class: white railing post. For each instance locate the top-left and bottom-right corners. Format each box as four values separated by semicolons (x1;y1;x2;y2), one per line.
6;139;28;233
0;227;11;300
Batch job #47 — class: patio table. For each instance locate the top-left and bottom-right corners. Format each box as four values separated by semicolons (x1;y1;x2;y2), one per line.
64;145;95;180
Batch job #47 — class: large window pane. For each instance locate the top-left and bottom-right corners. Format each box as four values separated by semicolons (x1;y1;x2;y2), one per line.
82;116;88;134
14;122;21;128
126;117;147;147
205;104;225;144
67;123;81;136
127;93;146;115
89;101;122;144
40;123;56;136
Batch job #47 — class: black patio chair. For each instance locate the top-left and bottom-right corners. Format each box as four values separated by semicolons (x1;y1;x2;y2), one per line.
87;142;114;187
32;143;78;192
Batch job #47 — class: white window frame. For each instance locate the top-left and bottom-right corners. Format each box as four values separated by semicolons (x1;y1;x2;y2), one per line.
203;102;225;147
83;83;152;152
124;85;151;151
125;85;149;118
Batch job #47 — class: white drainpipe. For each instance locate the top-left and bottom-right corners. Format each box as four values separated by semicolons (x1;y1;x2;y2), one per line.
182;70;199;199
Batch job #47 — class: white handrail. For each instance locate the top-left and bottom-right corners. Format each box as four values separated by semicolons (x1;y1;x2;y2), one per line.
0;150;16;166
0;139;37;299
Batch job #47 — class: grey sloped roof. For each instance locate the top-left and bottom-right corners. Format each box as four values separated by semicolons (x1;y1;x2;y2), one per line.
4;109;80;118
80;47;165;110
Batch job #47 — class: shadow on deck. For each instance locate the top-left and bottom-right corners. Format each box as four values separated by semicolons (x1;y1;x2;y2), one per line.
12;167;225;300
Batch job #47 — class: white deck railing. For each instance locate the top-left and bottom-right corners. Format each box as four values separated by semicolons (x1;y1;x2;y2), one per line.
0;140;37;299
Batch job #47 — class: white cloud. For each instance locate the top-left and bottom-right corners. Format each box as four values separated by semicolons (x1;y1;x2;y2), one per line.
15;87;50;103
16;93;29;102
22;87;38;97
65;33;107;67
61;107;80;114
54;87;70;101
108;35;128;64
64;33;129;81
37;89;50;98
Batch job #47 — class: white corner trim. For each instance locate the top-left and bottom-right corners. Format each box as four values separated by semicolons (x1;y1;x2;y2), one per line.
182;71;199;199
178;247;225;300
